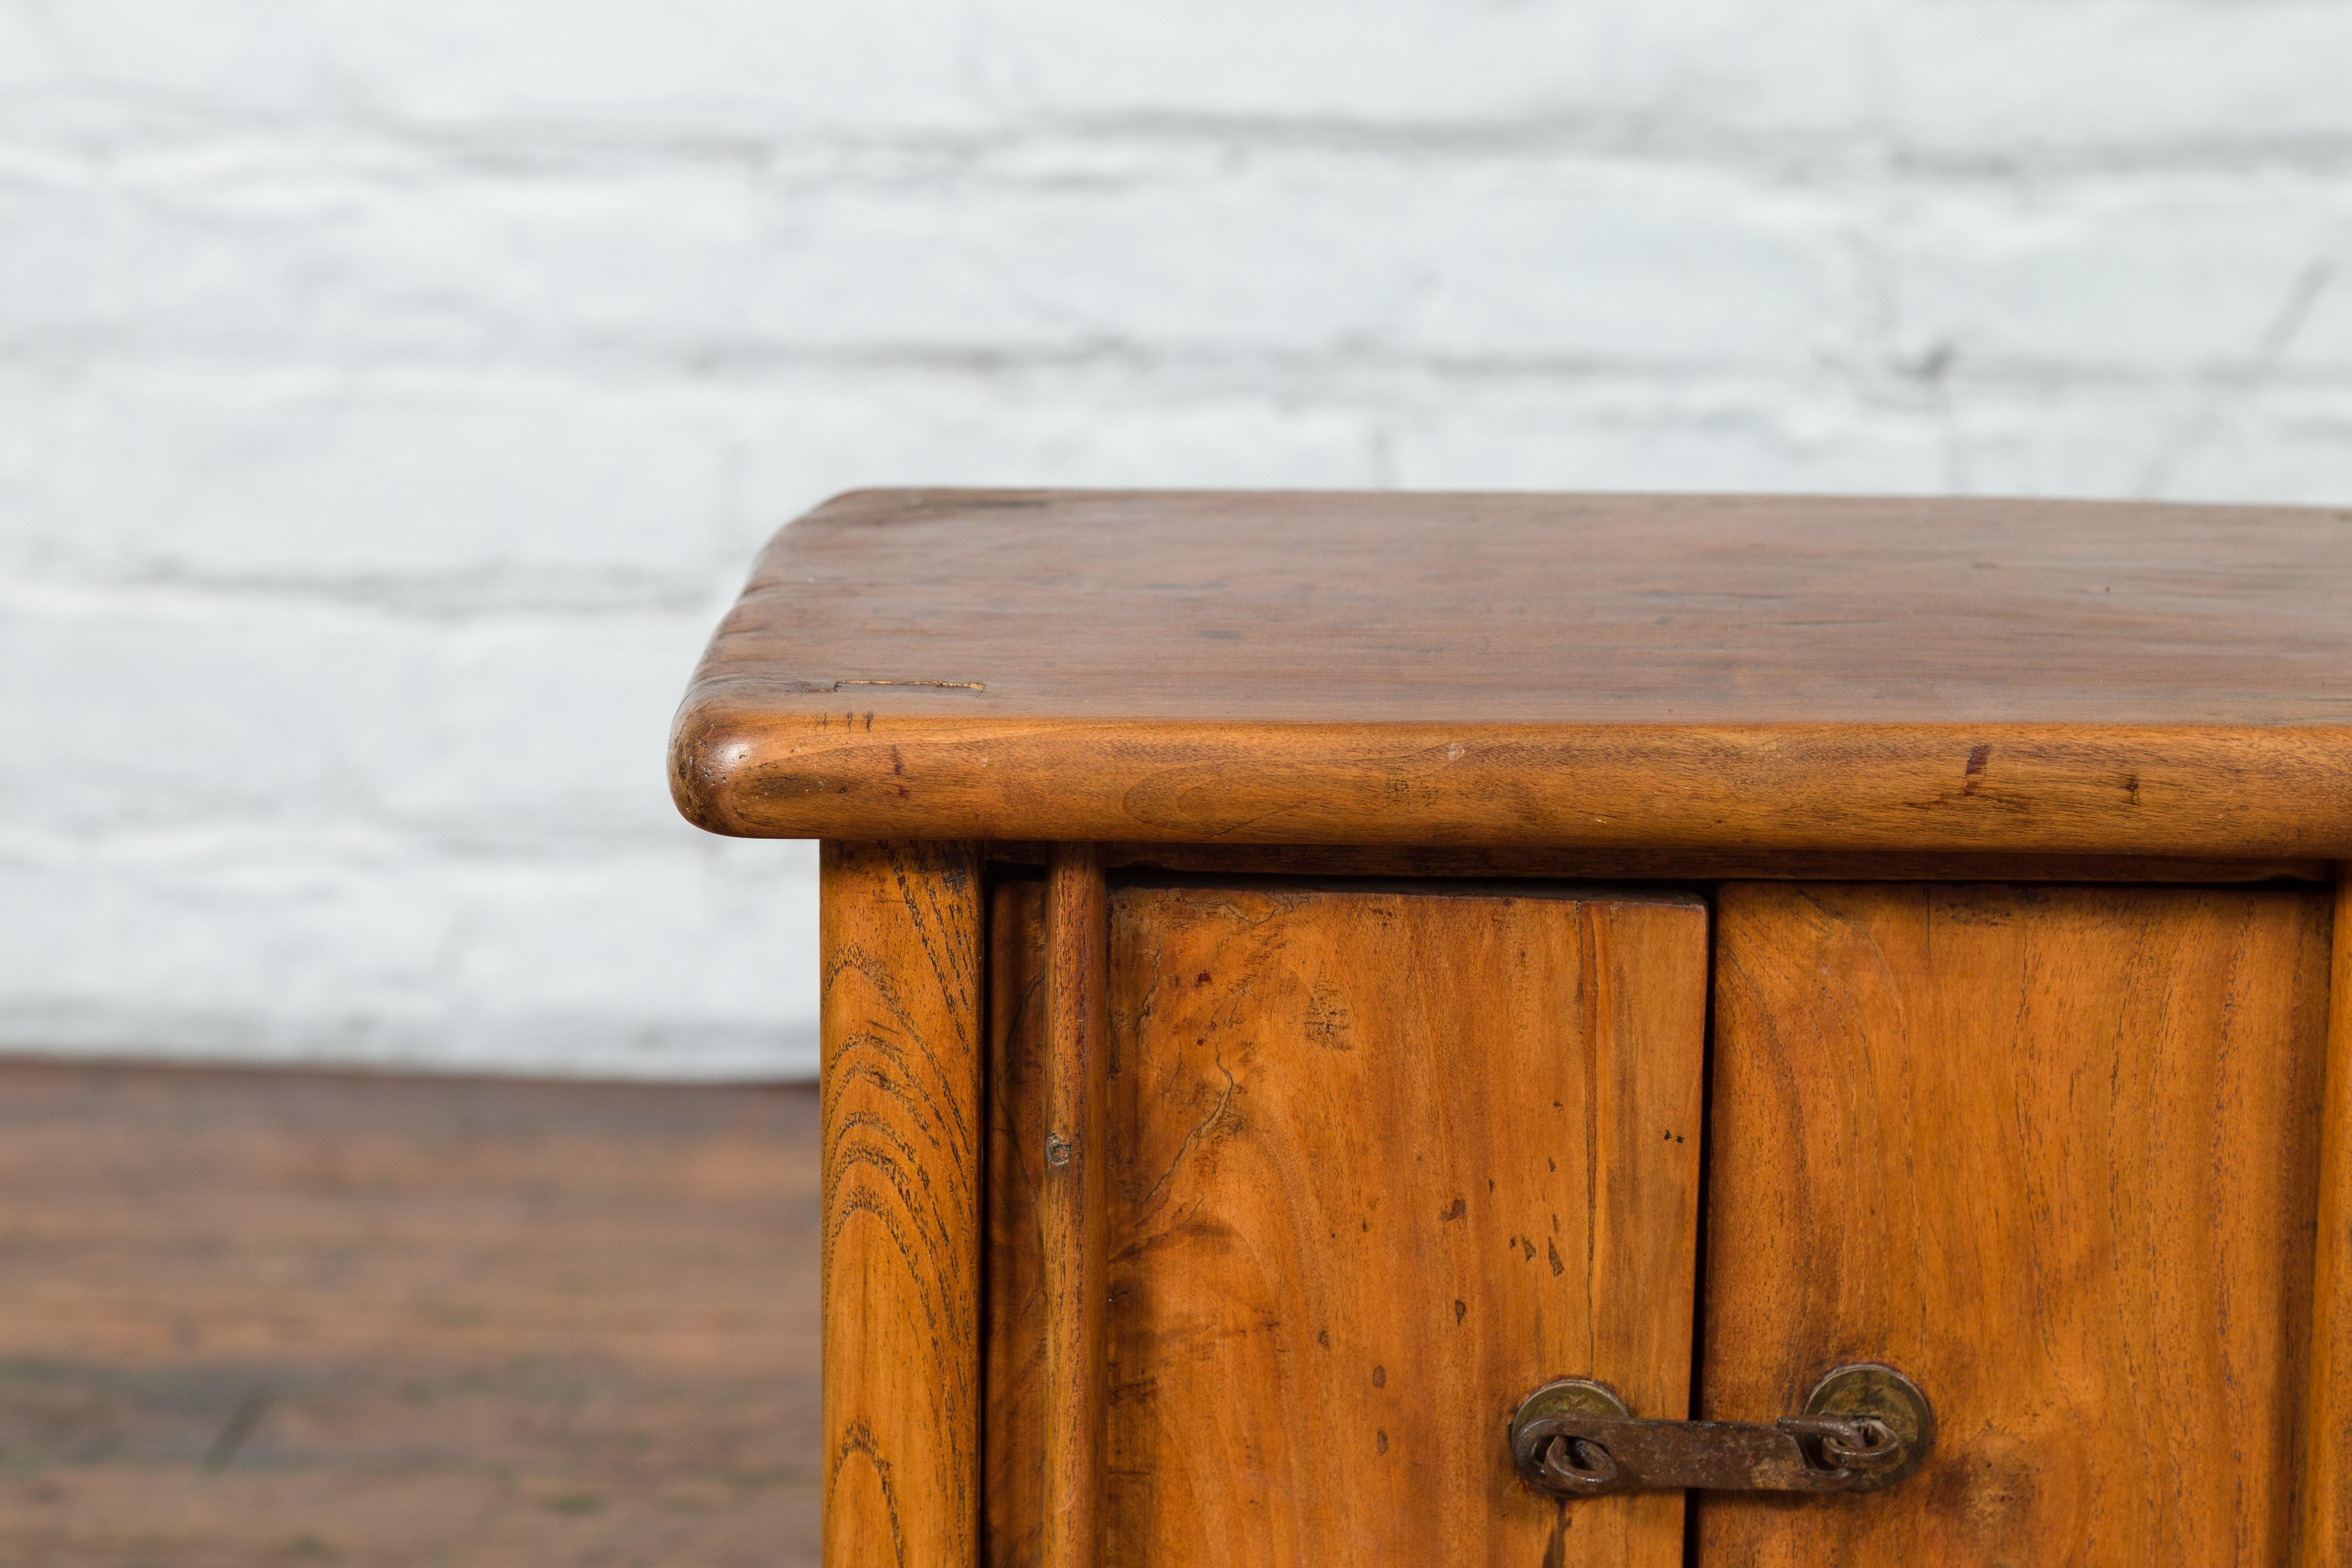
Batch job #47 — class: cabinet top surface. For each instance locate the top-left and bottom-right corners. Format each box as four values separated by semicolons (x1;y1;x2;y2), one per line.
671;489;2352;851
689;488;2350;726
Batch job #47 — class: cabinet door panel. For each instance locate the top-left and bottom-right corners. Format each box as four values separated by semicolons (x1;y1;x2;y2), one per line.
1700;884;2333;1566
986;879;1709;1568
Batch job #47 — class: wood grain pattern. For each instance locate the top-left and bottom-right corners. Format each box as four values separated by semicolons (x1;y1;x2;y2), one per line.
821;841;986;1568
681;717;2352;859
0;1060;820;1568
988;879;1710;1567
1042;845;1109;1568
672;489;2352;854
985;876;1053;1568
2302;867;2352;1568
686;490;2352;725
1701;883;2333;1567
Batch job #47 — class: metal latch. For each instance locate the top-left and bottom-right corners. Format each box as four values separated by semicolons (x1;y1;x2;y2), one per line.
1509;1364;1933;1498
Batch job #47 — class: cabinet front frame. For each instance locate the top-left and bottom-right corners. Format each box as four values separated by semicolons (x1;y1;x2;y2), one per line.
817;843;2351;1568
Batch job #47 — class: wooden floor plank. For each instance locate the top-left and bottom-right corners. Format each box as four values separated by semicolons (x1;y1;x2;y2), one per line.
0;1060;820;1567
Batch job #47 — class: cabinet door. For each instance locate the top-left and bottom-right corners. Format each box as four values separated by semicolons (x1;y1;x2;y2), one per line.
986;878;1710;1568
1700;884;2333;1566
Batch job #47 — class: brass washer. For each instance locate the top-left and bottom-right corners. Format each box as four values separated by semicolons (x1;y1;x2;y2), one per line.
1801;1363;1935;1493
1507;1378;1632;1495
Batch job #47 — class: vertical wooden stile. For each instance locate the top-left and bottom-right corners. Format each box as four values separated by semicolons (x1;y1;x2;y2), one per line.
2304;867;2352;1568
1042;844;1109;1568
820;841;986;1568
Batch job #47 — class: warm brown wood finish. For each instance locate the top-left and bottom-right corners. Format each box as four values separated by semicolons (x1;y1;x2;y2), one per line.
988;878;1710;1567
691;719;2352;858
1041;845;1110;1568
0;1060;820;1568
821;841;986;1568
1702;883;2334;1566
673;490;2352;855
2304;867;2352;1568
683;490;2352;725
675;489;2350;1562
984;875;1053;1568
992;842;2333;885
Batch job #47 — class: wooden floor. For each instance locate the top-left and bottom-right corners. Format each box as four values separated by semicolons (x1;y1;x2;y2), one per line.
0;1060;820;1567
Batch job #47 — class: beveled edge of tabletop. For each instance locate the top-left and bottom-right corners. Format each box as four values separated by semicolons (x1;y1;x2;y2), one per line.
669;709;2352;857
670;487;2352;855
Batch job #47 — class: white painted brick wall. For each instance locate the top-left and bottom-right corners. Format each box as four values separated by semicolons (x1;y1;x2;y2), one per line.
5;1;2350;1080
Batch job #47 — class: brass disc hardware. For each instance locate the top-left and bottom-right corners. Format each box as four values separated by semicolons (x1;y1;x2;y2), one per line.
1797;1362;1935;1493
1507;1365;1933;1499
1507;1380;1635;1496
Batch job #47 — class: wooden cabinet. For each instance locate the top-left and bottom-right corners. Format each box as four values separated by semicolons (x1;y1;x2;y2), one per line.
673;491;2352;1566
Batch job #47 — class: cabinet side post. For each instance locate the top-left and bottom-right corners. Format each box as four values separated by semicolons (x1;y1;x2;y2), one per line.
1042;844;1109;1568
2306;867;2352;1568
821;840;986;1568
